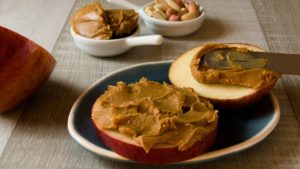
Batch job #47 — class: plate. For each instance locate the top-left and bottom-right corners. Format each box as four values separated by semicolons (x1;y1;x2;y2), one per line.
68;61;280;164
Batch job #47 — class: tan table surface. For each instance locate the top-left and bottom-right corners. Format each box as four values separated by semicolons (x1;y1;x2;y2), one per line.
0;0;299;168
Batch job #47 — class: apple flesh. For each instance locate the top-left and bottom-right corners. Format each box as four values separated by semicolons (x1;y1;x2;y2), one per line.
169;44;277;110
0;26;56;113
92;120;217;164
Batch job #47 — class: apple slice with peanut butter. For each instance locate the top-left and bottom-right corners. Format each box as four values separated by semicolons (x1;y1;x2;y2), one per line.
169;43;281;110
92;78;218;164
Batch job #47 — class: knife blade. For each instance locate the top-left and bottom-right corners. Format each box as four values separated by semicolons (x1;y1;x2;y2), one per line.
201;49;300;74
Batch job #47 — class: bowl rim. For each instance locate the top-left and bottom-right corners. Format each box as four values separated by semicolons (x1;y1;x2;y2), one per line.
70;24;140;43
140;2;206;26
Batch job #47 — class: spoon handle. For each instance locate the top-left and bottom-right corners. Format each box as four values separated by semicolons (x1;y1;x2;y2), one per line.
106;0;141;11
126;35;164;47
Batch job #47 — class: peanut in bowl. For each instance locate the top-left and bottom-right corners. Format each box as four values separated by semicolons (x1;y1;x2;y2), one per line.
140;2;205;37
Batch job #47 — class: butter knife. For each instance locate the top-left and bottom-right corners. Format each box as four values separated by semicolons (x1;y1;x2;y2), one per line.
200;49;300;75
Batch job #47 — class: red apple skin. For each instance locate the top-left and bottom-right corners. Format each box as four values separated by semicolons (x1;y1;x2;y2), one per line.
0;26;56;113
92;121;217;164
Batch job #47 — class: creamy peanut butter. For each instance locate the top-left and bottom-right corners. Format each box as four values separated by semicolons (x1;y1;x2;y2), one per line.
71;2;138;40
105;9;138;38
190;44;281;88
92;78;218;152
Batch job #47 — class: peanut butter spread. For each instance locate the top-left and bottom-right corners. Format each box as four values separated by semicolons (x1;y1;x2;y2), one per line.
71;2;138;39
190;44;281;88
92;78;218;152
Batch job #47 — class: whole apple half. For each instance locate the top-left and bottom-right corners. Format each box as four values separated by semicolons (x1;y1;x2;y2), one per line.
92;119;217;164
169;43;278;110
0;26;56;113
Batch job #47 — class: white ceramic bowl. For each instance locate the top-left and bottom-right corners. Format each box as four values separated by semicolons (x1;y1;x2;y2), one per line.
70;26;163;57
140;2;206;37
107;0;206;37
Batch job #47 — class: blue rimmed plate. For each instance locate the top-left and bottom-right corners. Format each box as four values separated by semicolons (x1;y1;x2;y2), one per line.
67;61;280;164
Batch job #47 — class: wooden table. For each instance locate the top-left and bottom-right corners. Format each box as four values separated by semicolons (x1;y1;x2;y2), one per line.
0;0;299;168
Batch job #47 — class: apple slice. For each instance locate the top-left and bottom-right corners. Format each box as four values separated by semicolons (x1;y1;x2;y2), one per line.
169;43;278;110
0;26;56;113
92;120;217;164
91;79;218;164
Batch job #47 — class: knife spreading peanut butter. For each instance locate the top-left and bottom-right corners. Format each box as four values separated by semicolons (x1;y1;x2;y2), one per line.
92;78;218;152
190;44;281;88
71;2;138;39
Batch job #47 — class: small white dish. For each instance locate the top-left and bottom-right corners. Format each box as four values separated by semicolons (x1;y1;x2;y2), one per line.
70;26;163;57
107;0;206;37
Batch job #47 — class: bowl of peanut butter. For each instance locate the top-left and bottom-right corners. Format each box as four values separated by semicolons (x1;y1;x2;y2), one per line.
70;2;163;57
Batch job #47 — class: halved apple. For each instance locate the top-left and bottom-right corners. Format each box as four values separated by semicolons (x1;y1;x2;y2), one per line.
91;78;218;164
92;119;216;164
0;26;56;113
169;43;278;110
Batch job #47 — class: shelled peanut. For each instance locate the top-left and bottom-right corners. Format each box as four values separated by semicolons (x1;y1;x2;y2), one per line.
145;0;201;21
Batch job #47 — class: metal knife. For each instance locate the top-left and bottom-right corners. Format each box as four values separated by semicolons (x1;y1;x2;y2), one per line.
200;49;300;75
